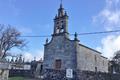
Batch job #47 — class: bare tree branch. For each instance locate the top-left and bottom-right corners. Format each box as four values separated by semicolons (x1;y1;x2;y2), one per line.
0;24;26;59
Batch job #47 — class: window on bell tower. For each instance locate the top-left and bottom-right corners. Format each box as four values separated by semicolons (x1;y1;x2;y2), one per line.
56;21;64;33
53;2;69;36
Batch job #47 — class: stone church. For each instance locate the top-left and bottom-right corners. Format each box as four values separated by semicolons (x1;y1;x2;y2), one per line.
42;3;109;79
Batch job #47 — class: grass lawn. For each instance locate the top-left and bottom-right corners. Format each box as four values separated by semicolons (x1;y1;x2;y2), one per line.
9;77;24;80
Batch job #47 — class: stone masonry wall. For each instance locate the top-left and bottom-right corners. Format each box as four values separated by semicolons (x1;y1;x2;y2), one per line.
77;44;108;72
43;69;77;80
0;70;9;80
42;69;120;80
0;62;9;80
43;35;77;70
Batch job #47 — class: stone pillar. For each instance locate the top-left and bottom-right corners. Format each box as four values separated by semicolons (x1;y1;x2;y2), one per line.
0;69;9;80
0;62;10;80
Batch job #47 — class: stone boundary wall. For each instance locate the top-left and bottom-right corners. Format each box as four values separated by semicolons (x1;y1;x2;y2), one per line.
43;69;77;80
42;69;120;80
9;69;33;77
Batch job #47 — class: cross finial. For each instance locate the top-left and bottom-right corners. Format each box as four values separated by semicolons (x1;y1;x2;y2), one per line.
74;32;80;42
60;0;63;8
60;0;62;4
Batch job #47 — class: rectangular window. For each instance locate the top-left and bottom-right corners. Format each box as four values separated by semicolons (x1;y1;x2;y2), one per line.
103;60;104;66
95;55;97;61
95;67;97;72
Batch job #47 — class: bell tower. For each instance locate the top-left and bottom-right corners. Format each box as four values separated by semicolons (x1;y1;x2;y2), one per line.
53;3;69;37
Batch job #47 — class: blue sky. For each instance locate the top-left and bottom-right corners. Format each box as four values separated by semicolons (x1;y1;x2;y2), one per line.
0;0;120;61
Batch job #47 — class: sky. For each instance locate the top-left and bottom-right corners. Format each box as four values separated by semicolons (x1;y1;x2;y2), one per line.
0;0;120;61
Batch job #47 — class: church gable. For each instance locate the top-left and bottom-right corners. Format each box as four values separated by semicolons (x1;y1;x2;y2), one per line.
44;35;77;70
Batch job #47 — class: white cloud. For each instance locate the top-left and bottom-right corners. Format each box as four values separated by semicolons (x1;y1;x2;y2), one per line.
23;49;44;62
33;50;44;61
93;0;120;30
6;49;44;62
96;35;120;59
93;0;120;59
23;52;33;62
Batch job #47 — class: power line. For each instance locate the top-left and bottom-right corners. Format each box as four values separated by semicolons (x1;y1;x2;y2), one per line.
77;30;120;36
20;35;51;37
20;30;120;38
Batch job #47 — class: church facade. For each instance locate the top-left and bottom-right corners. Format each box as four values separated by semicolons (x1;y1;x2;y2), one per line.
43;4;109;78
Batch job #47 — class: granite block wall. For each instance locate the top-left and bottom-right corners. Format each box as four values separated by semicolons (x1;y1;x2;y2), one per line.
42;69;120;80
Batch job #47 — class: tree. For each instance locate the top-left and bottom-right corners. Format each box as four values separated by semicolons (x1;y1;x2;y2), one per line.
113;50;120;63
110;50;120;73
0;24;26;59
